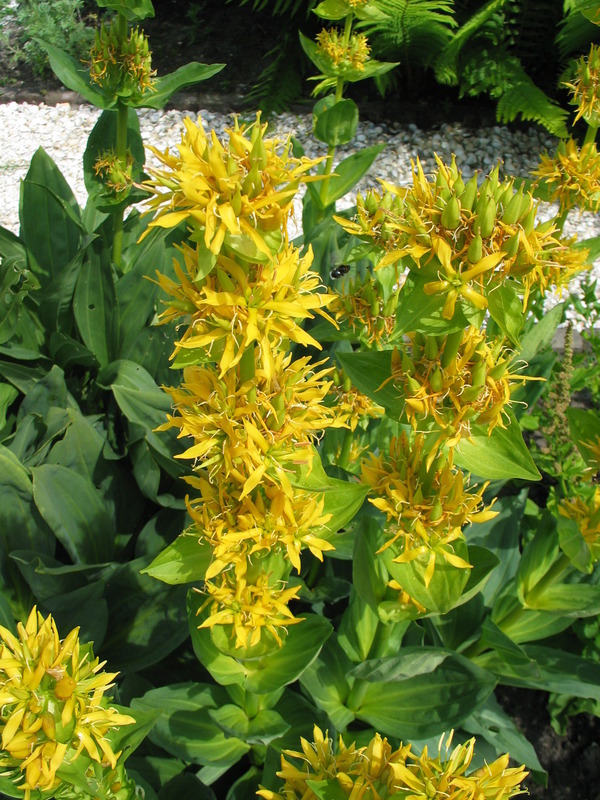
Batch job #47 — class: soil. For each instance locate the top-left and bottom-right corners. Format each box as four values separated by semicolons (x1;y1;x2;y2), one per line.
0;2;599;798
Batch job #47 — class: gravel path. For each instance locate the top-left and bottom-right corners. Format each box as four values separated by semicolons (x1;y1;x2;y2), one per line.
0;100;598;325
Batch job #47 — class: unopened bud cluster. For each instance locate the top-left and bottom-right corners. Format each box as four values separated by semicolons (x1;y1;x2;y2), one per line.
564;43;600;126
89;20;156;100
393;327;525;445
338;155;587;313
316;27;371;71
329;271;399;346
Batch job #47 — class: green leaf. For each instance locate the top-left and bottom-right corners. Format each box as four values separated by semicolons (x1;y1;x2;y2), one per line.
355;650;496;739
314;98;359;146
140;62;226;109
321;145;385;207
313;0;353;20
132;683;250;766
465;493;526;605
0;383;17;428
299;635;356;730
349;648;450;682
188;591;332;694
100;558;189;671
526;582;600;616
142;534;212;585
31;464;116;563
518;302;563;363
306;780;348;800
336;350;402;418
566;407;600;468
288;449;369;543
454;410;540;481
209;705;289;746
37;41;111;108
463;694;546;782
476;645;600;700
97;359;171;429
73;241;119;366
557;513;594;574
20;148;83;285
96;0;155;19
486;282;523;346
0;446;55;584
517;517;560;602
383;538;470;614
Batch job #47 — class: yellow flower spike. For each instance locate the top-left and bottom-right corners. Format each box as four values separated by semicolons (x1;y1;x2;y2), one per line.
143;113;323;255
260;727;525;800
532;138;600;215
198;572;304;650
361;432;496;585
158;241;336;380
564;43;600;126
390;328;531;445
337;155;588;312
0;608;135;796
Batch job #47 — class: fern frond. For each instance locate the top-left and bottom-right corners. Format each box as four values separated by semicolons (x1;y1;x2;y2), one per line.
434;0;509;85
359;0;456;68
244;35;305;113
496;76;570;137
556;0;600;61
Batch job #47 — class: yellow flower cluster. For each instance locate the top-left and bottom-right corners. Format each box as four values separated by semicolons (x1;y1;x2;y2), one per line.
0;608;134;799
148;115;347;650
316;28;371;71
93;149;134;196
258;726;528;800
328;271;399;346
155;240;335;382
361;432;497;587
392;327;528;446
144;114;322;256
564;43;600;127
89;21;155;99
532;138;600;215
337;156;589;312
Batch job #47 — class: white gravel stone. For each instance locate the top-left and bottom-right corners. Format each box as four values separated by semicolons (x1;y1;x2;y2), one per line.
0;100;599;328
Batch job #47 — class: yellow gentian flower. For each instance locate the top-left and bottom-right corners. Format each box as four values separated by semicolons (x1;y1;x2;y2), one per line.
0;609;134;799
156;241;336;380
143;113;322;256
361;432;497;587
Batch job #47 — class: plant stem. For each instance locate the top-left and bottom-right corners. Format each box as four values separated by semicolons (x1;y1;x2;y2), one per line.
239;344;257;403
318;13;353;208
338;428;354;469
111;100;129;268
584;123;598;146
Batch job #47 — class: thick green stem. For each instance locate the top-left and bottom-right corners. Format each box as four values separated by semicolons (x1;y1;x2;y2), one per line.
338;428;354;470
317;13;353;209
584;123;598;146
111;100;129;268
239;344;257;403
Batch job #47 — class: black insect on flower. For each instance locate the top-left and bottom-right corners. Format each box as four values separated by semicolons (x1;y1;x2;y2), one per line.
330;264;351;279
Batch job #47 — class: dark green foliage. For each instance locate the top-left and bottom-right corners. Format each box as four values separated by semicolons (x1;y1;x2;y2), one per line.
0;0;97;76
360;0;456;63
